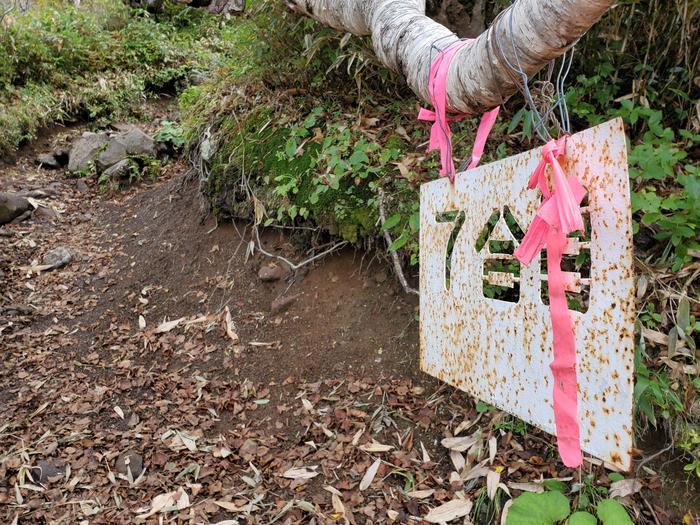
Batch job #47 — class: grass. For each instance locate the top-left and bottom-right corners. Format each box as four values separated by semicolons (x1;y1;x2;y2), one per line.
0;0;239;155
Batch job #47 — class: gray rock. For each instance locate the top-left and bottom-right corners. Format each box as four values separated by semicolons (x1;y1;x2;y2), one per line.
20;187;57;199
32;459;64;484
33;206;57;221
42;247;72;269
37;153;61;170
102;159;132;181
0;192;31;224
68;132;109;173
75;179;89;193
116;451;143;479
95;139;128;172
258;263;287;282
11;210;33;224
119;128;156;157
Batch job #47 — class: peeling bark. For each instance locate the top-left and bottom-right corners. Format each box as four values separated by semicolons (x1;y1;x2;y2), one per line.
286;0;613;116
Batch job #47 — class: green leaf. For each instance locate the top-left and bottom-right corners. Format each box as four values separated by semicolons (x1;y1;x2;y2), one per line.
608;473;624;482
409;212;420;233
382;213;401;231
568;511;597;525
506;491;570;525
597;499;633;525
542;480;568;493
387;231;408;252
677;296;690;331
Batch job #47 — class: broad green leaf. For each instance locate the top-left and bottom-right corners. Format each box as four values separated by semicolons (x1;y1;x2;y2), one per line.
568;511;597;525
597;499;633;525
382;213;401;231
408;212;420;233
542;480;568;493
505;491;570;525
387;231;408;252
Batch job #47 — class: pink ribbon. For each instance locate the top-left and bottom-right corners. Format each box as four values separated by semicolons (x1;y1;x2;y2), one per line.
418;39;500;181
514;136;586;468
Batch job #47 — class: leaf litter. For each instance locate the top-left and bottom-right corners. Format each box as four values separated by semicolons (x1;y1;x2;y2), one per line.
0;130;662;524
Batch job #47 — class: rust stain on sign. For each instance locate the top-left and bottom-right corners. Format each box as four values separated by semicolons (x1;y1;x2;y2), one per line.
420;119;635;470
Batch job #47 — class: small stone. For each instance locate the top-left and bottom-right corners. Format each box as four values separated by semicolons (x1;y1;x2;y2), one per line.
271;294;298;314
37;153;61;169
75;179;89;193
258;263;287;282
0;192;31;224
102;159;132;181
116;451;143;479
32;460;64;484
42;247;73;269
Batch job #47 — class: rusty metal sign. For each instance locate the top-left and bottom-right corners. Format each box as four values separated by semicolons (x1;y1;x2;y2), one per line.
420;118;635;470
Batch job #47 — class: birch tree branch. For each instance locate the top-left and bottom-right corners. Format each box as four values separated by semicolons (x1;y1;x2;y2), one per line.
285;0;613;116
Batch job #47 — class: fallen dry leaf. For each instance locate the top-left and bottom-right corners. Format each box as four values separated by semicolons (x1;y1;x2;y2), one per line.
359;441;393;453
441;434;477;452
360;458;381;490
424;498;473;523
282;466;319;480
155;317;185;334
609;478;642;498
223;306;238;343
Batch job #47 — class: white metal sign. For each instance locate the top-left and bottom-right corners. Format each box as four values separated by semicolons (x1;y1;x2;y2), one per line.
420;118;635;470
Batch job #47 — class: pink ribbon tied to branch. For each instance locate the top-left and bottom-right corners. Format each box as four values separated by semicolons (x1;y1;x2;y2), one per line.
418;39;500;181
514;135;587;468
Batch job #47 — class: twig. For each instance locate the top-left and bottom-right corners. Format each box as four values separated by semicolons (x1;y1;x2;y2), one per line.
377;188;419;296
635;435;674;476
253;226;347;271
642;496;661;525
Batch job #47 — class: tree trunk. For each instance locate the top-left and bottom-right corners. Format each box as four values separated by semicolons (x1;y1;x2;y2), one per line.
285;0;613;116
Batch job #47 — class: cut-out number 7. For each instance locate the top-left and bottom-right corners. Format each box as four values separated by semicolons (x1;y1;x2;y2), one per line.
436;210;466;289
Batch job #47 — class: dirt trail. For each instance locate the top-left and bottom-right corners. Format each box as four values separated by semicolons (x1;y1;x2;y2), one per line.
0;126;694;524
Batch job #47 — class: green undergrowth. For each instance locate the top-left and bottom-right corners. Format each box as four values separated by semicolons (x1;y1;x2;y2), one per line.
0;0;239;155
181;0;699;481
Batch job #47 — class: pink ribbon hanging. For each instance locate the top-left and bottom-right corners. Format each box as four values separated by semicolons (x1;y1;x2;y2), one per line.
418;39;500;181
514;136;587;468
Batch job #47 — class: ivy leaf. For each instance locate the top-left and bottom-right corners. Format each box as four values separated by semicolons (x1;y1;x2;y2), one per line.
597;499;633;525
505;491;570;525
568;511;597;525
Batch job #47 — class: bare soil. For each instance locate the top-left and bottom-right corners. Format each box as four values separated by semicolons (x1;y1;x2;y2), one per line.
0;123;695;524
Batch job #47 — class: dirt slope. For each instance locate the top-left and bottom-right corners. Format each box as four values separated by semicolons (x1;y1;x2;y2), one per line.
0;138;693;524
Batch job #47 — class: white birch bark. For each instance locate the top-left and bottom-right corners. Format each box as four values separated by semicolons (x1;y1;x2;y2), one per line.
285;0;613;115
